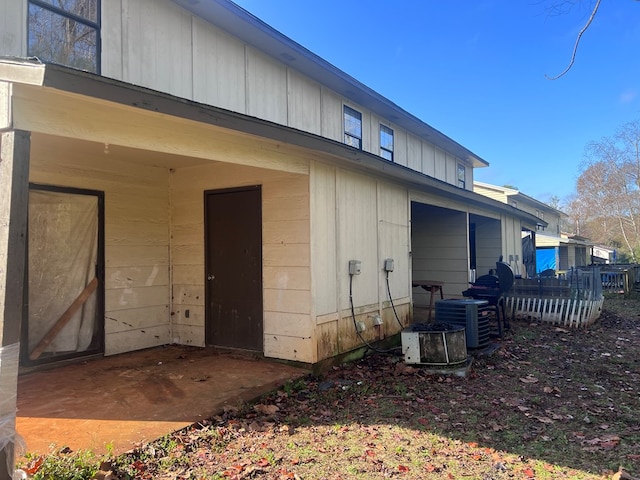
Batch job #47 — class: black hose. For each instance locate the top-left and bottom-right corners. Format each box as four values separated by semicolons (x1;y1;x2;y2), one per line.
349;273;399;355
385;270;406;330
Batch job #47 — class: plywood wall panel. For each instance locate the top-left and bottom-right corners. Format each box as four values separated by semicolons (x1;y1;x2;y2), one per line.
263;266;310;291
264;312;313;338
192;17;246;112
172;264;204;286
310;163;338;316
337;170;378;308
105;245;168;268
263;335;313;363
106;265;169;289
105;305;169;333
263;244;310;268
407;133;422;171
264;288;310;315
434;148;446;181
106;222;168;246
263;220;310;245
320;88;343;142
0;0;25;56
246;48;288;125
119;0;193;98
262;196;309;222
287;70;322;135
105;285;169;312
106;325;172;355
421;142;436;177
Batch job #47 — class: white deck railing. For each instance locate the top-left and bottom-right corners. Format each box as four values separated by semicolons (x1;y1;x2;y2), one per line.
505;268;604;328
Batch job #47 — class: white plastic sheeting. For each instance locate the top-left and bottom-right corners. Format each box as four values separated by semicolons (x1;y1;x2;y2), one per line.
28;189;98;357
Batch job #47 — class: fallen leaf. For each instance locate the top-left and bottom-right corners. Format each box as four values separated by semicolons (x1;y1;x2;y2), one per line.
533;416;554;424
520;376;539;384
254;404;280;415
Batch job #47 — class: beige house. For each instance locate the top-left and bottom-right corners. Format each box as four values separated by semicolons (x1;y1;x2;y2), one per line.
474;181;590;277
0;0;544;470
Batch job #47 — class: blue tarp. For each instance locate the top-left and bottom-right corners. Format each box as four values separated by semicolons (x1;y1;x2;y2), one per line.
536;248;556;274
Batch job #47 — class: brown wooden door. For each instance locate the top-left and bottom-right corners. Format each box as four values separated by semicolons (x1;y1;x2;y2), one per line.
205;186;263;351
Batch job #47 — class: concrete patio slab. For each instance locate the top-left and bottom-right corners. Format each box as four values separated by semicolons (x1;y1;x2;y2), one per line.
16;345;307;456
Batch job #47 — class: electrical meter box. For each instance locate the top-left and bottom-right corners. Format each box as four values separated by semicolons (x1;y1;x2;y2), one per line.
349;260;361;275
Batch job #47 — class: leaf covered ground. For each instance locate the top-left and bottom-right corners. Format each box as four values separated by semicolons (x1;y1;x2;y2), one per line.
28;294;640;479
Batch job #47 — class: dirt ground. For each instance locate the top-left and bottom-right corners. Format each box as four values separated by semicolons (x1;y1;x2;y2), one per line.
22;294;640;479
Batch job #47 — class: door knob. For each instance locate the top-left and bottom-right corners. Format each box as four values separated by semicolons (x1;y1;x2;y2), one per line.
207;274;215;281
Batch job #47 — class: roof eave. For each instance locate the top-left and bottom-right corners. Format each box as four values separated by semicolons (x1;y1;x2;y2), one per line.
2;59;526;223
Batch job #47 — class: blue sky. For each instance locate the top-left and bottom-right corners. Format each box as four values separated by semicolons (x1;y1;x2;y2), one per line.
232;0;640;206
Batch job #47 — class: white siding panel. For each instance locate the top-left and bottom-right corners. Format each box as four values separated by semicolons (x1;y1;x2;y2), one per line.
119;0;193;99
422;142;436;177
264;266;310;291
246;47;287;124
337;170;378;308
287;70;322;135
445;152;458;186
101;0;123;79
106;265;170;289
310;163;338;316
0;0;24;56
320;87;342;142
264;334;313;363
377;183;410;300
106;326;172;355
434;148;446;182
264;312;312;338
394;128;407;168
407;133;422;171
192;17;246;112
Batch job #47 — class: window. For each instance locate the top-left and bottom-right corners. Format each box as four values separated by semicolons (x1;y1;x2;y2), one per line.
379;125;394;161
343;105;362;149
457;163;466;189
28;0;101;73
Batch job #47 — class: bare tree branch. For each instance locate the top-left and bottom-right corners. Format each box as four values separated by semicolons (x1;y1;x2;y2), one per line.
545;0;601;80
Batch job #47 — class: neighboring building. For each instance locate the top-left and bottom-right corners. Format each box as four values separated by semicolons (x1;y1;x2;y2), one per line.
0;0;542;372
592;245;616;264
474;181;590;277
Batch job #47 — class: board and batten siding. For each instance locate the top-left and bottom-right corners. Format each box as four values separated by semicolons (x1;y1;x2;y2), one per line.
28;134;172;356
97;0;470;188
311;165;410;361
170;161;314;363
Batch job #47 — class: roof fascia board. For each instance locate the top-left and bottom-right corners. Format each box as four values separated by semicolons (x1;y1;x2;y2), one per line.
2;59;536;224
0;58;46;86
170;0;488;168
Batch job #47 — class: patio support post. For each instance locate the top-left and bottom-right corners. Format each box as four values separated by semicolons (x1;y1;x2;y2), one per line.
0;130;30;480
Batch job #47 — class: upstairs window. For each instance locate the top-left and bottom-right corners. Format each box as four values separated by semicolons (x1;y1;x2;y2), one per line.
457;163;466;188
380;124;394;161
343;105;362;149
28;0;101;73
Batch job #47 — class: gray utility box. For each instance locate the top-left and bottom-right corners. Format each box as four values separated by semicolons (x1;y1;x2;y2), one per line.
435;299;490;349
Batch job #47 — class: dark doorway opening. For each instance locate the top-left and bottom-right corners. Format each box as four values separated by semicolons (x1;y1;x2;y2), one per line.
204;186;263;352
